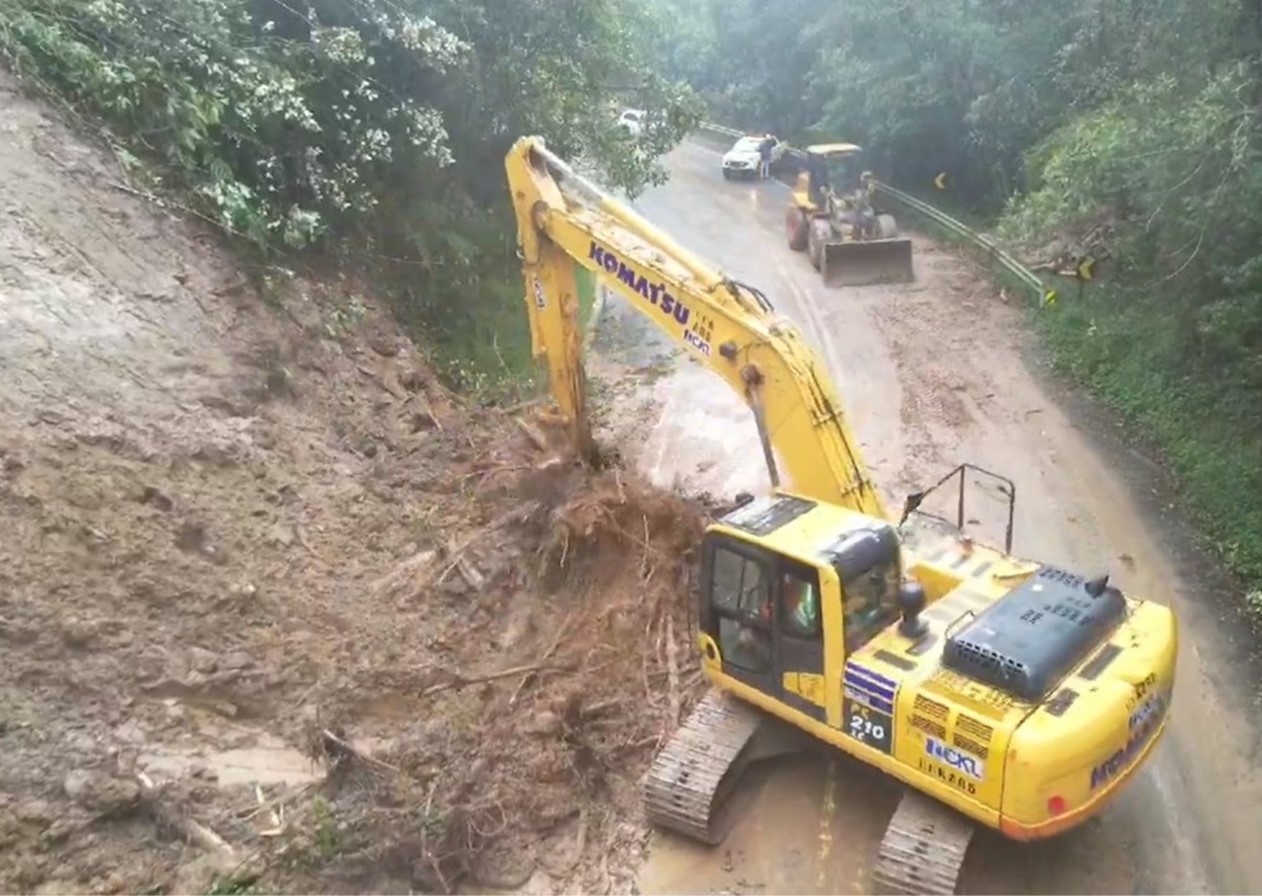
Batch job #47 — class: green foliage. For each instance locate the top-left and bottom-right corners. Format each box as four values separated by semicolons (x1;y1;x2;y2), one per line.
0;0;701;393
0;0;462;247
1002;60;1262;595
205;875;261;896
1036;283;1262;592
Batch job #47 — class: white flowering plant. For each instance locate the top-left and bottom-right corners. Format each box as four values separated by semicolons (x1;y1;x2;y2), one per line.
0;0;464;249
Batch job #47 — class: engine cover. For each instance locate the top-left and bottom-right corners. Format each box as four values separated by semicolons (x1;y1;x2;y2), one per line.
941;566;1128;702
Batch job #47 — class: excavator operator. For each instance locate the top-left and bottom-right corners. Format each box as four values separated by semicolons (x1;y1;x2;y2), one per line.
782;574;820;633
832;170;880;240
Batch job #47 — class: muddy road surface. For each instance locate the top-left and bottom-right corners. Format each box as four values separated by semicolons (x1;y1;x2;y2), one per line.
589;139;1262;895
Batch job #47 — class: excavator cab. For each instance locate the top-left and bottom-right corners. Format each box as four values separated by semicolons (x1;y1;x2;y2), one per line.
787;143;915;287
696;496;905;722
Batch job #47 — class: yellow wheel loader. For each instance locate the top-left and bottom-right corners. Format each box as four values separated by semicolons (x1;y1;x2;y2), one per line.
505;136;1177;895
785;143;916;287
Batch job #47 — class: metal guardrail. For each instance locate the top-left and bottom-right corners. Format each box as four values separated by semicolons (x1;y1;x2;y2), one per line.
693;121;1054;306
700;121;744;138
873;181;1050;304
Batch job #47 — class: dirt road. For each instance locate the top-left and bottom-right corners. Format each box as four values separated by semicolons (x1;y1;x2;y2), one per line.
590;140;1262;895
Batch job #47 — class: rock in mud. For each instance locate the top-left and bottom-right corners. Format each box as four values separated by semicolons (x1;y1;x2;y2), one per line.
59;618;98;649
62;770;139;813
186;646;220;674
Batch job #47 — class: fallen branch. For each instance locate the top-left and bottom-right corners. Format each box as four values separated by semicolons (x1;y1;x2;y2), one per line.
320;729;401;774
137;772;237;860
432;508;525;586
422;662;574;698
666;614;681;728
448;547;485;589
355;363;407;400
371;548;438;596
578;698;622;719
508;611;576;708
514;416;549;452
237;781;316;823
407;391;443;431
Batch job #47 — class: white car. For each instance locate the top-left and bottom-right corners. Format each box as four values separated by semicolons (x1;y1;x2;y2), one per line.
617;109;645;138
722;134;785;180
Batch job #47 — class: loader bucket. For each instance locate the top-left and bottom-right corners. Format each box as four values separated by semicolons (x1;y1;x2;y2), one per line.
821;237;915;287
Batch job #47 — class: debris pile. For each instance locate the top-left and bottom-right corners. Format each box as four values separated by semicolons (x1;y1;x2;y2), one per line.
275;428;713;894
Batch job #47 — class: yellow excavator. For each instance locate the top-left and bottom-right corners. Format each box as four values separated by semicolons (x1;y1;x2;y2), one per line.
505;136;1177;894
785;143;916;287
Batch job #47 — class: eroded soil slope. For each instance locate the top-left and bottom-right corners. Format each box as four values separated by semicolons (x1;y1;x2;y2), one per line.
0;71;704;894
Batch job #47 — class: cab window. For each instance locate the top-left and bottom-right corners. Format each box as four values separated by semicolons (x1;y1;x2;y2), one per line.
825;524;902;651
711;545;772;672
779;569;821;639
712;545;770;619
842;560;900;651
824;153;861;194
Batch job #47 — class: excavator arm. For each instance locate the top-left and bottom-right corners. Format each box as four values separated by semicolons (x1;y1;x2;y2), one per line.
505;136;887;521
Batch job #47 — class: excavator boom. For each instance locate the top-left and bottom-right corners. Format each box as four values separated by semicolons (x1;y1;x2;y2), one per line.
505;136;886;520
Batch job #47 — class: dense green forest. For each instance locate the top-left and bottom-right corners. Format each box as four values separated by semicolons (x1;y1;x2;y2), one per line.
644;0;1262;599
0;0;702;391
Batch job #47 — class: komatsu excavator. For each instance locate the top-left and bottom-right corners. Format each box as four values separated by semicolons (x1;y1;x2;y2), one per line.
505;136;1178;894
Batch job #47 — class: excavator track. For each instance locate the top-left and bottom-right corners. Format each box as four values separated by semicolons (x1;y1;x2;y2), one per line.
643;690;770;844
872;789;975;895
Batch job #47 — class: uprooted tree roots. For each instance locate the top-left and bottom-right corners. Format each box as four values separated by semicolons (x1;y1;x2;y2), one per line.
275;424;715;893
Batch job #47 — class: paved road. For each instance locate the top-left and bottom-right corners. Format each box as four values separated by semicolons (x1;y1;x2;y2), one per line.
587;139;1262;895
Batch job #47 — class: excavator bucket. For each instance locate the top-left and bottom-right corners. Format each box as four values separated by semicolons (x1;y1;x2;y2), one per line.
821;237;915;287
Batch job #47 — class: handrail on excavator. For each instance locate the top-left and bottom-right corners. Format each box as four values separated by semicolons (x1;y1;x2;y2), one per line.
505;135;887;522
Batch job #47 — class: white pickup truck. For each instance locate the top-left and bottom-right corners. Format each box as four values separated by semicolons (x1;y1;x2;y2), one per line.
721;134;785;180
616;109;645;137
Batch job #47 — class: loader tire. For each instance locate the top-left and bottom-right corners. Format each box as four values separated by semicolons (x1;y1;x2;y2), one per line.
786;207;809;252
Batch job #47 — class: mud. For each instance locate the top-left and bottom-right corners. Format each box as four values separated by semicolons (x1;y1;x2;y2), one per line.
0;69;708;895
589;139;1262;895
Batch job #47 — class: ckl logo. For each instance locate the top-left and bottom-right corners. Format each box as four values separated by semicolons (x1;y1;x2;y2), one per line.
925;738;985;780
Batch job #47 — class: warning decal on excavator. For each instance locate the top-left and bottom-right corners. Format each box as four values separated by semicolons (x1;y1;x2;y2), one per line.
843;663;896;713
842;662;896;755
